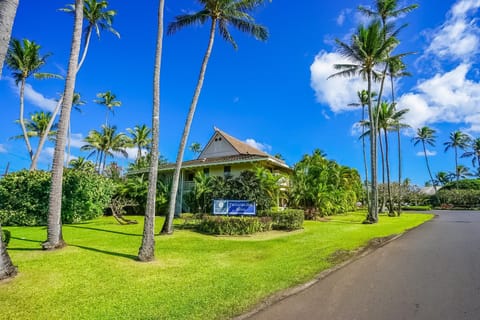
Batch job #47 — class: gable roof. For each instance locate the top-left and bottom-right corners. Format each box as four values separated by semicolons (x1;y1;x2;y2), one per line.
198;127;268;159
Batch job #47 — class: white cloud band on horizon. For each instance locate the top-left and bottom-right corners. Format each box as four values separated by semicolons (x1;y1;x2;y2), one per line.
245;138;272;153
416;150;437;157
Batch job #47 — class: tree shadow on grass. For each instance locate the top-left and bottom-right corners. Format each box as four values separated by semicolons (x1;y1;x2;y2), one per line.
65;225;141;237
6;236;43;251
68;244;138;261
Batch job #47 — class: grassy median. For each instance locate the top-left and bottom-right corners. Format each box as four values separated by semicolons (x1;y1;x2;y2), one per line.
1;212;432;320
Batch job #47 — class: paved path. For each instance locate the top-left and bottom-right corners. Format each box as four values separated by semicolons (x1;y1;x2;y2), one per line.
246;211;480;320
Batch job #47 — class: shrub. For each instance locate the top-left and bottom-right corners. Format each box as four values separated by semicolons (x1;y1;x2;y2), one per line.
0;170;115;226
197;216;272;235
441;179;480;191
258;209;304;230
401;205;432;211
1;228;11;246
436;189;480;208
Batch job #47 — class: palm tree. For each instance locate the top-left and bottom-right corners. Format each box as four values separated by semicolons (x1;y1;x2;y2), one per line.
189;142;202;157
0;224;17;280
0;0;18;78
349;90;377;208
413;126;437;193
68;156;95;171
60;0;119;71
81;128;103;170
95;90;121;126
127;124;152;162
444;130;470;186
66;92;86;165
330;21;399;223
43;0;84;250
461;138;480;169
435;171;450;186
138;0;165;261
162;0;269;234
12;111;58;142
454;165;471;180
5;39;59;163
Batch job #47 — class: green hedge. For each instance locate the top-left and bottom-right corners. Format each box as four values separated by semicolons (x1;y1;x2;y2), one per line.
0;170;115;226
401;205;432;211
197;216;273;235
436;189;480;208
258;209;304;230
441;179;480;191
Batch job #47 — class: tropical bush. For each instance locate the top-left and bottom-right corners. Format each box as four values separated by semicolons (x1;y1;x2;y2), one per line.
401;205;432;211
289;149;362;217
0;169;115;226
436;189;480;208
258;209;304;230
197;216;273;235
440;179;480;191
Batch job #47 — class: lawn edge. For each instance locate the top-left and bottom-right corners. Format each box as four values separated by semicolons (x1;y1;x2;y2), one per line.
233;213;436;320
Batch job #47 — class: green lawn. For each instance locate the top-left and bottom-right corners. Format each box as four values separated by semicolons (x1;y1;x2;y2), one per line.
1;212;432;320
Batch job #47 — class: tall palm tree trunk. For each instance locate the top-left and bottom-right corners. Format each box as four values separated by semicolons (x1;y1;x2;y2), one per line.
77;26;92;72
19;80;34;160
455;146;459;188
367;72;378;223
396;125;402;214
162;19;217;234
30;98;62;170
138;0;164;261
384;128;394;215
42;0;83;250
362;105;370;208
378;129;386;212
0;223;17;280
0;0;18;78
422;141;437;193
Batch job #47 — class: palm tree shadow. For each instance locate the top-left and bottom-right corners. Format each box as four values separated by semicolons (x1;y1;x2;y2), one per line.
65;225;141;237
69;244;138;261
7;236;43;251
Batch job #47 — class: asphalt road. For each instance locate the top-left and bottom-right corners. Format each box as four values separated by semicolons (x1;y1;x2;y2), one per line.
246;210;480;320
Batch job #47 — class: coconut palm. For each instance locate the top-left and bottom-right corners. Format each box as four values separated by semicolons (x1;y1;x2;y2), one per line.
127;124;152;162
68;156;95;172
358;0;419;31
95;91;121;126
413;126;437;193
444;130;470;186
81;128;103;170
349;90;377;208
454;165;471;180
138;0;165;261
43;0;84;250
434;171;450;186
329;21;399;223
5;39;60;164
0;0;18;78
60;0;119;71
461;138;480;169
12;111;58;142
189;142;202;157
163;0;269;234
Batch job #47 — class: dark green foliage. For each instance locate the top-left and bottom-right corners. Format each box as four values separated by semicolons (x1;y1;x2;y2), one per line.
401;205;432;211
258;209;304;230
1;229;11;246
441;179;480;191
0;169;115;226
436;189;480;208
197;216;273;235
290;149;362;217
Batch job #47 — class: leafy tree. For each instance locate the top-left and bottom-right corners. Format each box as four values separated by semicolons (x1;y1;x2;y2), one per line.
94;90;121;126
5;39;60;166
444;130;470;186
330;20;400;223
163;0;269;234
413;126;437;193
43;0;84;250
127;124;152;162
60;0;120;71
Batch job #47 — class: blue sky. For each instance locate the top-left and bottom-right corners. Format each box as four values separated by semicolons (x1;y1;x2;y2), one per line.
1;0;479;186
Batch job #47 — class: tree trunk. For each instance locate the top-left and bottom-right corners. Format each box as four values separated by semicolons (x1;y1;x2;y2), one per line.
42;0;83;250
161;19;217;234
423;142;437;193
362;105;370;208
378;129;386;212
0;223;17;281
384;128;394;216
138;0;164;262
77;26;92;72
397;125;402;215
366;71;378;223
0;0;18;78
19;79;34;160
30;98;62;171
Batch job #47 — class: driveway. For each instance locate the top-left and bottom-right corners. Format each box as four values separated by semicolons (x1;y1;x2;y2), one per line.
245;210;480;320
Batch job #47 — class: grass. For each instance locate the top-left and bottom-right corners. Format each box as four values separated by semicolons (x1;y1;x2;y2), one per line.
1;211;432;320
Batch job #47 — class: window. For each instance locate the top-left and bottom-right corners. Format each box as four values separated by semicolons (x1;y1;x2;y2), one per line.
203;168;210;176
187;173;194;181
224;166;231;176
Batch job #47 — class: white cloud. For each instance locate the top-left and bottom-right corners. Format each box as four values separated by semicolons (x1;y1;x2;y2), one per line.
423;0;480;63
7;77;58;111
245;138;272;153
0;144;7;153
416;150;437;157
336;9;351;26
70;133;85;148
310;51;367;113
114;147;138;161
397;64;480;132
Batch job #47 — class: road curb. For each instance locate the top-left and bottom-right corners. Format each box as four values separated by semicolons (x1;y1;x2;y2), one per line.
233;216;435;320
